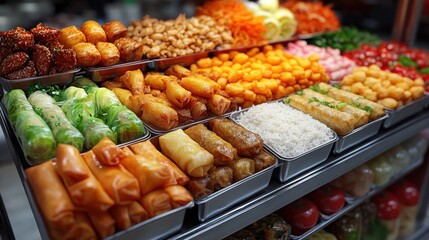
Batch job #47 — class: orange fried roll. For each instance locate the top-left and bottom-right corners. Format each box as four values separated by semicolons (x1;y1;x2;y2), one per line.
139;96;179;130
128;201;148;224
165;79;192;108
110;205;132;230
72;42;101;67
165;64;191;78
81;20;107;44
47;212;97;240
95;42;120;67
180;75;221;98
228;158;255;182
207;94;231;116
102;20;127;42
88;211;115;238
164;185;193;208
144;72;167;91
253;151;276;172
92;137;124;166
59;26;86;49
140;189;173;218
187;96;208;121
117;69;145;95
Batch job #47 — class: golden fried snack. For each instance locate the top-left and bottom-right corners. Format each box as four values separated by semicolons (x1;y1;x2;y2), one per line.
165;79;192;108
114;37;144;63
103;20;127;42
72;42;101;67
117;69;145;95
180;75;221;98
187;96;208;121
92;137;124;166
102;81;125;90
165;64;191;78
111;87;132;108
59;26;86;49
87;211;115;238
207;94;232;116
81;20;107;44
208;166;233;191
110;202;148;230
164;185;193;208
253;151;276;172
228;158;255;182
95;42;120;67
144;72;167;91
140;189;173;218
187;176;214;199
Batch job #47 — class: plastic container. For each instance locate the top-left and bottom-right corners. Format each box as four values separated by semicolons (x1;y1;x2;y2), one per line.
326;207;363;240
330;163;374;198
367;154;395;186
383;94;429;128
372;191;401;240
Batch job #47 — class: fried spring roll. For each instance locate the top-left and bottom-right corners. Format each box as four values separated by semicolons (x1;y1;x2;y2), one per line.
164;185;193;208
207;94;232;116
88;211;115;238
180;76;221;98
110;205;131;230
140;189;173;218
165;64;191;78
229;158;255;182
144;72;167;91
187;96;208;121
92;137;124;166
55;144;115;212
165;79;191;108
139;96;179;130
80;20;107;44
46;212;97;240
187;176;214;199
302;89;369;128
128;201;148;224
208;166;233;191
209;118;263;157
159;129;214;177
117;69;145;95
318;82;385;120
175;107;193;124
185;124;236;166
130;141;190;185
286;94;356;136
253;151;276;172
121;154;176;194
82;151;140;205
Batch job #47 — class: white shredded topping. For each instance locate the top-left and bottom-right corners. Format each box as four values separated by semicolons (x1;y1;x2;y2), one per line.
234;102;334;158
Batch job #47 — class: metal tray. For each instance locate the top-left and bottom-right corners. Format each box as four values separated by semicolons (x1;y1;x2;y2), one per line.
333;115;388;154
0;68;81;91
383;94;429;128
153;52;210;71
84;60;154;82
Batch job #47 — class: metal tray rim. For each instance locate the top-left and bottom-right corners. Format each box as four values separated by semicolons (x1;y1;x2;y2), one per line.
0;67;81;84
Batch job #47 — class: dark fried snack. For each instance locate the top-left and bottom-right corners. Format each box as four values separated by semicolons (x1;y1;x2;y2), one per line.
33;44;52;75
5;60;37;79
53;49;77;72
0;47;12;63
0;27;34;51
45;41;64;53
113;37;144;63
30;23;61;45
0;52;29;75
102;20;127;42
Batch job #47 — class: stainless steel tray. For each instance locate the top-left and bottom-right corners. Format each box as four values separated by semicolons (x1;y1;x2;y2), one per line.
153;52;209;71
0;68;81;91
333;115;388;154
383;94;429;128
84;60;154;82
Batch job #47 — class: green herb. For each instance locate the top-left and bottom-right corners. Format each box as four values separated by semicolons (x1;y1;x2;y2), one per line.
28;84;66;102
350;102;373;113
336;102;348;109
283;98;291;104
309;84;329;94
421;67;429;74
398;55;418;68
309;97;336;108
332;83;341;89
296;90;304;95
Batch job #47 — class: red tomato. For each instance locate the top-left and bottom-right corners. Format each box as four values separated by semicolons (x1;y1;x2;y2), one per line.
388;180;420;206
371;191;401;220
278;198;319;235
308;185;345;215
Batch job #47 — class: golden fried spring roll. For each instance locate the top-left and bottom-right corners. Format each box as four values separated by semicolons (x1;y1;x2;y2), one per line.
144;72;167;91
208;166;233;191
302;89;369;128
110;205;131;230
253;151;276;172
187;96;208;121
128;201;148;224
187;176;214;199
25;161;75;233
207;94;231;116
287;94;356;136
83;151;140;205
140;189;173;218
229;158;255;182
88;211;115;238
65;212;97;240
175;108;193;124
102;20;127;42
165;65;191;78
184;124;236;166
130;141;190;185
81;20;107;44
165;79;192;108
209;118;263;157
180;76;221;98
111;87;132;108
159;129;214;177
318;82;385;120
164;185;193;208
92;137;124;166
121;146;135;157
121;154;176;194
96;42;120;67
117;69;144;95
55;144;115;212
139;96;179;130
59;26;86;49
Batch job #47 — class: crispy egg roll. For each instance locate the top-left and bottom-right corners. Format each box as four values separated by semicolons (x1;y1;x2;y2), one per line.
80;20;107;44
121;154;176;194
253;151;276;172
302;89;369;128
88;211;115;238
55;144;115;212
130;141;190;185
102;20;127;42
317;82;385;121
92;137;124;166
165;64;191;78
121;146;135;157
110;205;132;230
144;72;167;91
165;79;192;108
83;151;140;205
25;161;75;233
140;189;173;218
208;166;233;191
175;107;193;124
139;96;179;130
164;185;193;208
207;94;232;116
187;176;214;199
128;201;148;224
159;129;214;177
180;76;221;98
184;124;236;166
286;94;356;136
59;26;86;49
95;42;120;67
46;212;97;240
187;96;208;121
229;158;255;182
209;118;263;157
117;69;145;95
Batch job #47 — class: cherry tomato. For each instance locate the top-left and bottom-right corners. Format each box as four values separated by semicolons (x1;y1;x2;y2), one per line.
371;190;401;220
278;198;319;235
308;185;345;215
388;180;420;206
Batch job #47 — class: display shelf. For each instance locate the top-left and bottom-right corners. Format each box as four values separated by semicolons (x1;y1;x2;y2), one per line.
171;110;429;240
406;222;429;240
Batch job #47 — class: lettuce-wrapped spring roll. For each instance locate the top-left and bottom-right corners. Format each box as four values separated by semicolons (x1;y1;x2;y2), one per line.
29;91;85;152
208;166;233;191
90;87;122;113
228;158;255;182
61;86;88;101
71;77;99;90
159;129;214;177
2;89;33;126
164;185;193;208
88;211;116;238
140;189;173;218
186;176;214;199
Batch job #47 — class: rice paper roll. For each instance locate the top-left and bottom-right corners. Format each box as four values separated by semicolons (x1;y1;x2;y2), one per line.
130;141;189;185
228;158;255;182
82;151;141;205
140;189;173;218
253;151;276;172
207;94;232;116
87;211;116;238
209;118;263;157
208;166;233;191
61;86;88;101
90;87;122;113
186;176;214;199
159;129;214;177
164;185;193;208
92;137;124;166
29;91;85;152
71;77;98;90
2;89;33;126
121;154;176;194
185;124;237;166
82;116;117;149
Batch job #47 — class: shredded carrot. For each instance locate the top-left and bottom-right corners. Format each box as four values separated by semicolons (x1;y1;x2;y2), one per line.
196;0;266;47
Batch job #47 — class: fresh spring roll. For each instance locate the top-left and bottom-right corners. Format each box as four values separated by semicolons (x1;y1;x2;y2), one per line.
92;137;124;166
71;77;99;91
140;189;173;218
228;158;255;182
180;75;221;98
209;118;263;157
55;144;115;212
121;154;177;194
184;124;237;166
61;86;88;101
25;161;75;235
316;82;385;120
28;91;85;152
130;141;190;185
110;201;149;230
187;96;208;121
82;151;141;205
159;129;214;178
165;79;192;108
137;95;179;130
164;185;193;208
285;94;356;136
301;89;369;128
207;94;232;116
208;166;233;191
87;211;116;238
2;89;33;126
253;151;276;172
187;176;214;199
